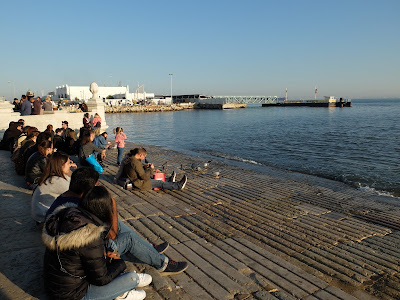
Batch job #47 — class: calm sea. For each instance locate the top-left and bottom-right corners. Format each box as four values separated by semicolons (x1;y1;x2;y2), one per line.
105;99;400;197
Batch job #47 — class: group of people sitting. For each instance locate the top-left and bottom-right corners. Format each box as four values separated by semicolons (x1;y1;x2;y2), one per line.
0;117;191;300
12;92;90;115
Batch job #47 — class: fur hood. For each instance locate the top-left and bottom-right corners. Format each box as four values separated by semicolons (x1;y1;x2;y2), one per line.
42;203;107;251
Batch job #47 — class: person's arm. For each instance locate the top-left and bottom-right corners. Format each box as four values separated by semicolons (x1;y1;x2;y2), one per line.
122;132;127;140
99;136;108;148
133;159;152;180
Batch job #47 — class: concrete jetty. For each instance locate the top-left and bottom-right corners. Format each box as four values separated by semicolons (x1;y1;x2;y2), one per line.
1;142;399;299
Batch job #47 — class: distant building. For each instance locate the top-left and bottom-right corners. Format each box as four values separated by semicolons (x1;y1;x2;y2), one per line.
53;84;154;102
172;94;211;103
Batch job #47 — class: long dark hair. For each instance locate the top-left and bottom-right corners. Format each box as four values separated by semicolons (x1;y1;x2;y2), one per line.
80;129;94;145
38;151;69;186
37;139;53;156
80;186;113;224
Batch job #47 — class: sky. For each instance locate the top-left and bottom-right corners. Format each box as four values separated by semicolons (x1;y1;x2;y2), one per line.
1;0;399;100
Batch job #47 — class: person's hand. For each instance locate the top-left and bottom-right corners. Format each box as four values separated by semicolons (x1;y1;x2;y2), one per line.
150;163;155;169
101;150;106;159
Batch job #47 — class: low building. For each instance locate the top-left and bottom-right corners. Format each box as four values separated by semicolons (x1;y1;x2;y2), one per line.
53;84;154;102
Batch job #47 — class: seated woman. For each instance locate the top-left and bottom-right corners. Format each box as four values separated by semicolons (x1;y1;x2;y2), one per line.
65;130;78;155
116;148;187;191
83;112;91;128
13;127;40;176
78;129;105;173
31;151;76;224
25;139;53;188
44;124;55;140
92;112;102;129
42;186;151;300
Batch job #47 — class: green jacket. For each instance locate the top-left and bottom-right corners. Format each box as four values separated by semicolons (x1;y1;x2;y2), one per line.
122;156;153;190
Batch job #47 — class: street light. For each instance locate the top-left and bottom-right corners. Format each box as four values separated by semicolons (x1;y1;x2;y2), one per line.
8;81;15;99
169;73;173;103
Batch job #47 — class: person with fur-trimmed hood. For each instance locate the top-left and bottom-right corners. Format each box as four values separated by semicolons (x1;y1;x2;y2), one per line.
42;186;151;300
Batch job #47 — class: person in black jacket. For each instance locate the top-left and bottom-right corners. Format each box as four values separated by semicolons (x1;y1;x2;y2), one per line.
42;186;151;300
79;129;105;173
0;121;22;151
25;139;53;189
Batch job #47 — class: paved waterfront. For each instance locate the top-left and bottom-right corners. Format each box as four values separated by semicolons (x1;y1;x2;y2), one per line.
0;143;399;299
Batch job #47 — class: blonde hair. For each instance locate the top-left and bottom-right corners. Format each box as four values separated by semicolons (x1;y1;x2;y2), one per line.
114;127;123;134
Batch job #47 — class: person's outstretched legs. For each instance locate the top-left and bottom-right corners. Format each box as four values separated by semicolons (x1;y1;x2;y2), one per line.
151;175;187;190
110;220;168;270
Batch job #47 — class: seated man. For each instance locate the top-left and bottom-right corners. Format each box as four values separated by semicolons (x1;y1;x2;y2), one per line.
117;147;187;191
46;167;188;276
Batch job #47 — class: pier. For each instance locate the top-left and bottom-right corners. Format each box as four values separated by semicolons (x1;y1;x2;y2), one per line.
262;97;352;108
1;142;399;299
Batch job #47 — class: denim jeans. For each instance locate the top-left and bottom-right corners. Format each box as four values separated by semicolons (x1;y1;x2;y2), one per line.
108;220;167;270
81;272;139;300
151;179;181;190
117;147;124;164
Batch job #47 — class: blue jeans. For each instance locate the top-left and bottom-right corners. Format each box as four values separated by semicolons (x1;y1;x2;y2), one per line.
117;147;124;164
108;220;167;270
151;179;181;190
82;272;139;300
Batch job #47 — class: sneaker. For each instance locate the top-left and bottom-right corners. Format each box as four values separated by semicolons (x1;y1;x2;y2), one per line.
137;273;152;287
168;171;176;182
161;259;188;276
115;289;146;300
152;241;169;254
178;175;187;190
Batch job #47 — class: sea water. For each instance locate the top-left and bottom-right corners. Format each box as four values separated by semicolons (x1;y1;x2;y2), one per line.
105;99;400;197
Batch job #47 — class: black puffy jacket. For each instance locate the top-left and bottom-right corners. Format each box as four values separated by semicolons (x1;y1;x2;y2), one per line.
25;152;48;185
42;204;126;300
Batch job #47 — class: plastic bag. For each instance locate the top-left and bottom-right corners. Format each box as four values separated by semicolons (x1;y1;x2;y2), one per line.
86;154;103;173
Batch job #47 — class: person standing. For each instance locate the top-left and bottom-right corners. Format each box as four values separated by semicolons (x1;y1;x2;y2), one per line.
32;96;43;115
20;95;33;116
42;97;53;112
115;127;127;166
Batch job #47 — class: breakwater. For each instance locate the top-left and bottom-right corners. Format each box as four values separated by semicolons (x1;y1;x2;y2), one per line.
105;103;194;113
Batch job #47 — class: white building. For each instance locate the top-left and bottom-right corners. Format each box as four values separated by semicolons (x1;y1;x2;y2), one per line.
53;84;154;102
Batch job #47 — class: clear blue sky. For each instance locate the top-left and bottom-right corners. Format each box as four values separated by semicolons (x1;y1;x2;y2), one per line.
1;0;399;100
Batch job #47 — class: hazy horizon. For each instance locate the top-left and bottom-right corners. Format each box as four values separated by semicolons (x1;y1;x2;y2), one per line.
1;0;399;100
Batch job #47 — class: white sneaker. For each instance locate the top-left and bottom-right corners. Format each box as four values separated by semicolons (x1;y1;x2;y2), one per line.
115;289;146;300
137;273;152;287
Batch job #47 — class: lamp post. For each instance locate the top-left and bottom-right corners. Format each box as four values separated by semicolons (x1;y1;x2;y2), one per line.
169;73;173;103
8;81;15;99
